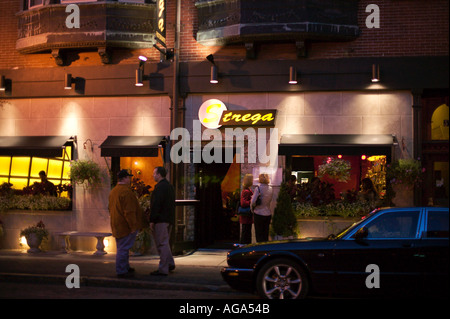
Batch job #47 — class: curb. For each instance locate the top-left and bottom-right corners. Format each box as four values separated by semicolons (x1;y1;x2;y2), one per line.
0;272;234;293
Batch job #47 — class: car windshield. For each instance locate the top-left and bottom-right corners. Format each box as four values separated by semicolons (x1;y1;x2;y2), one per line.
332;209;379;239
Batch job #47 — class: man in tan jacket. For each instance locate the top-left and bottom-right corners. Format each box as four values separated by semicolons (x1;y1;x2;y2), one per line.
109;169;145;278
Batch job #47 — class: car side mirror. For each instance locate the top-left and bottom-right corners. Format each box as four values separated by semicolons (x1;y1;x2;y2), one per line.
353;227;368;240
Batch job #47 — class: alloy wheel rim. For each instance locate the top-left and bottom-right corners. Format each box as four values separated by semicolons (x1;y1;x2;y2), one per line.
262;264;302;299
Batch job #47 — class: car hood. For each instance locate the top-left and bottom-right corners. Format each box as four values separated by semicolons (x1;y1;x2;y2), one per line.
230;237;331;252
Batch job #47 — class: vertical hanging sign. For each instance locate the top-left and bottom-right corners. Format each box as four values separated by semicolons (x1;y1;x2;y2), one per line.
156;0;166;47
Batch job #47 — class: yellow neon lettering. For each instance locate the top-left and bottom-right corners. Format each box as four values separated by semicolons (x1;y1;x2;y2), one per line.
262;113;274;121
251;113;261;124
222;113;232;122
203;104;222;123
231;114;242;122
241;114;251;122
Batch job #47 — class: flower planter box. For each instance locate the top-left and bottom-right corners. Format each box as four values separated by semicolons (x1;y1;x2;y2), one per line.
297;217;359;238
0;210;75;250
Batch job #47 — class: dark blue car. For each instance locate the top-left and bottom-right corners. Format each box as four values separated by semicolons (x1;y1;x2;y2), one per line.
221;207;449;299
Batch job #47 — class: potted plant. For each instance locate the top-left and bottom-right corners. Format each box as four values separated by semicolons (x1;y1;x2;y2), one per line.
20;220;49;253
271;183;298;240
69;160;103;189
318;157;351;182
131;193;153;255
386;158;424;207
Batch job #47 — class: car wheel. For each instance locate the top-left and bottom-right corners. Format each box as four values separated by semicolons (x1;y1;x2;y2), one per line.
256;258;309;299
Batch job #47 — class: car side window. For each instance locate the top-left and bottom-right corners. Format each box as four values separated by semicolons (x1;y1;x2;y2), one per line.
365;211;420;239
425;211;449;238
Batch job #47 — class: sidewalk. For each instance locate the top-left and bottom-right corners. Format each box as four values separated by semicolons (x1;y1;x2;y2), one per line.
0;248;233;293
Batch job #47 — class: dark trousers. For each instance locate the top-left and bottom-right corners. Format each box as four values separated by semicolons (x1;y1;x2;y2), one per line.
240;223;252;244
254;214;271;242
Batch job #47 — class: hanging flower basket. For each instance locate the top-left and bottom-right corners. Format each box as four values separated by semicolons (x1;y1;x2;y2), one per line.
318;157;351;182
69;160;103;189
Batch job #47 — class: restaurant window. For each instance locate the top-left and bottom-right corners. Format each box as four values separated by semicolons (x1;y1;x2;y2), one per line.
431;104;449;141
0;146;72;198
291;154;387;199
119;155;164;191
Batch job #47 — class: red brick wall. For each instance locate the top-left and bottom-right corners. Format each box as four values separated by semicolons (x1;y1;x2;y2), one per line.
0;0;448;69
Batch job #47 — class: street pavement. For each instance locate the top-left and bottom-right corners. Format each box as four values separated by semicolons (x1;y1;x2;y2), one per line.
0;248;237;296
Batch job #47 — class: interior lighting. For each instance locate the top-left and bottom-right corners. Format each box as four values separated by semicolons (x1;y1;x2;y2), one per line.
361;155;367;160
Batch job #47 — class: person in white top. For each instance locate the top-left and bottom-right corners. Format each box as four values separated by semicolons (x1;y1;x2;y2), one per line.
251;173;274;242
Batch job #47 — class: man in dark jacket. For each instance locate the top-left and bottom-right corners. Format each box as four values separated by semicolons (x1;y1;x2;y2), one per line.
149;166;175;276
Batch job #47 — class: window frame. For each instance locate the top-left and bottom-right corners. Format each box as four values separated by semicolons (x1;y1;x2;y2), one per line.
423;209;449;239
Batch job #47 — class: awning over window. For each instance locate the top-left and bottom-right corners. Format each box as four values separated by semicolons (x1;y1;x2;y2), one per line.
278;134;396;157
0;136;72;157
100;136;166;157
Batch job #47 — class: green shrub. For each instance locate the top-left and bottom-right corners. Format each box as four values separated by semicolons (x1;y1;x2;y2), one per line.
271;183;298;237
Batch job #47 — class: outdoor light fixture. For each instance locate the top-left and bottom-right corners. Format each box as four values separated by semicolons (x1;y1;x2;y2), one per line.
64;73;73;90
206;54;218;84
289;66;298;84
371;64;380;82
135;69;144;86
0;75;5;91
135;56;148;87
210;65;218;84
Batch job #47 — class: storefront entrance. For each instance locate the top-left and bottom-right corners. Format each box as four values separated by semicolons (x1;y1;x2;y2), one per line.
194;153;241;248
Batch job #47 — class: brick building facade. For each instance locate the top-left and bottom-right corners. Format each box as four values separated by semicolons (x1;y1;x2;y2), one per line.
0;0;448;251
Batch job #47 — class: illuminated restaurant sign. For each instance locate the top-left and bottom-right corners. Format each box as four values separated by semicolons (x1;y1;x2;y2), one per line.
198;99;277;129
156;0;166;47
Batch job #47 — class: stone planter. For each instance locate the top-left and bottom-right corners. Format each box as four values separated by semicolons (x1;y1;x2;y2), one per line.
297;217;359;238
25;233;43;253
392;185;414;207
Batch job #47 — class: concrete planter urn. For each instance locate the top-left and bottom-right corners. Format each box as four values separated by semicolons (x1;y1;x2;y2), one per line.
392;185;414;207
25;233;43;253
20;221;49;253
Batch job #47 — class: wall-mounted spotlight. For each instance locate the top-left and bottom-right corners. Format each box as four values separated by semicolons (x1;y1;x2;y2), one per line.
371;64;380;83
206;54;218;84
289;66;298;84
0;75;6;91
64;73;73;90
136;56;148;87
210;66;218;84
135;69;144;87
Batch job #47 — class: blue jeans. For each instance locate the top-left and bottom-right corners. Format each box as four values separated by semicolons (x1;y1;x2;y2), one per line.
115;231;137;275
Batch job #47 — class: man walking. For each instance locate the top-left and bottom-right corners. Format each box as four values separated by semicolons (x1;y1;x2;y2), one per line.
108;169;145;278
149;166;175;276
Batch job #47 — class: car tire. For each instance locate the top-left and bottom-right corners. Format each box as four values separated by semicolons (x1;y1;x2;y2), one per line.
256;258;309;299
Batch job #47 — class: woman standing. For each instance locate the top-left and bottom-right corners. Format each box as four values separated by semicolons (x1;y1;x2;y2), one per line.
251;173;273;242
239;174;254;244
